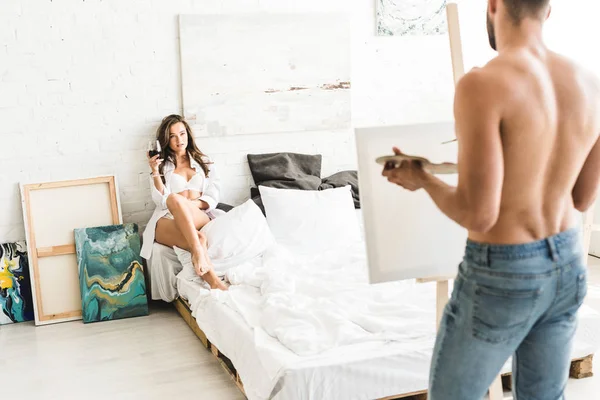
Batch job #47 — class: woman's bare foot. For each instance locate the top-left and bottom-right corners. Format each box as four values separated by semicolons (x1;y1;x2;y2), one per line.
191;246;210;276
204;271;229;291
214;279;229;291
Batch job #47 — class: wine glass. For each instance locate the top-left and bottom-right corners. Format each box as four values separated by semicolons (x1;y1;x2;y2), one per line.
147;140;161;158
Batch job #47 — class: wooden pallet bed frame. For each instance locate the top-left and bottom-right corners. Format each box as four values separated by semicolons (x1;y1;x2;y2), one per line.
173;296;593;400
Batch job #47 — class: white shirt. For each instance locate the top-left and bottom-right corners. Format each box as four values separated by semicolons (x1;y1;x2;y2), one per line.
141;154;221;260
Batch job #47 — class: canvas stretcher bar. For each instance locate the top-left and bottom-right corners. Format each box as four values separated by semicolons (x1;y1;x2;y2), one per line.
20;176;122;325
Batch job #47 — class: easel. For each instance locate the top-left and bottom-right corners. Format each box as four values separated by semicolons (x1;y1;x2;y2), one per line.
416;3;506;399
583;202;598;262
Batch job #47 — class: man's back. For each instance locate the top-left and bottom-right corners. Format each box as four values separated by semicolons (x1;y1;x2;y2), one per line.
465;49;600;244
383;2;600;399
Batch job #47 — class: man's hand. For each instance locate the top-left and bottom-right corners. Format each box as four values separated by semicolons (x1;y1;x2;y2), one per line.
382;147;428;191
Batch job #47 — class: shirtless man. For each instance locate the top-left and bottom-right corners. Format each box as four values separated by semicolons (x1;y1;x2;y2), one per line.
382;0;600;398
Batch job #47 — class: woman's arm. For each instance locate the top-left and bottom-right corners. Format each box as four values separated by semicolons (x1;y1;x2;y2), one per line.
148;154;170;209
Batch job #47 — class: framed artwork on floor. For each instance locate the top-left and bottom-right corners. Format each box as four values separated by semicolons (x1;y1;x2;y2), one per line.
74;223;148;323
0;241;34;325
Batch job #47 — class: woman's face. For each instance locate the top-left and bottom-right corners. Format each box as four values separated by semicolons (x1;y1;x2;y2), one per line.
168;122;188;154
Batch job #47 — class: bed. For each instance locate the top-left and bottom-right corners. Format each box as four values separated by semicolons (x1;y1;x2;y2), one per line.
145;153;598;399
147;232;598;400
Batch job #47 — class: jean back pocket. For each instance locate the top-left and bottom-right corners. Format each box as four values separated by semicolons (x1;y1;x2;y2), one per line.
472;284;541;344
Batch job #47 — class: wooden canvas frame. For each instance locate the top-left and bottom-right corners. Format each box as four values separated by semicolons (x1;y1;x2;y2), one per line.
20;176;122;325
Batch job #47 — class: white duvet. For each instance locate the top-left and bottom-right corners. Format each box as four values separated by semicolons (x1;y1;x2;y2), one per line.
185;241;600;399
196;244;437;357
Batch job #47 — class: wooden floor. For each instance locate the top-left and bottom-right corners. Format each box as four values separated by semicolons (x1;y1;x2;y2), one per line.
2;257;600;400
0;301;244;400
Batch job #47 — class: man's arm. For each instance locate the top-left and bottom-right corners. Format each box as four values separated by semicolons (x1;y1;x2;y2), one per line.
422;71;505;232
572;135;600;212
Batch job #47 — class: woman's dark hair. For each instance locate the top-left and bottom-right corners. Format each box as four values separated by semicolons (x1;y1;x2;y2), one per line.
156;114;211;181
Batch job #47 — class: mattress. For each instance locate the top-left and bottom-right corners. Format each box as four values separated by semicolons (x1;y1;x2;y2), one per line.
177;274;600;400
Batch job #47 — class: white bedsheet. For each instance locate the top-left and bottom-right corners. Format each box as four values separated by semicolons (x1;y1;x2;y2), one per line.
147;243;182;302
222;245;436;357
177;245;600;400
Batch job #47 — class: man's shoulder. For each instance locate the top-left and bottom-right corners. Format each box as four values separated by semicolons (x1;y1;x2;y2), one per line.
455;65;507;105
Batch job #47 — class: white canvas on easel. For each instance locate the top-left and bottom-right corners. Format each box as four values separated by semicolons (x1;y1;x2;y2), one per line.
20;176;122;325
356;121;466;284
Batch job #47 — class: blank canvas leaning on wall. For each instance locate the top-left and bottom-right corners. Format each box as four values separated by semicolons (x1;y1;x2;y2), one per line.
356;122;467;283
179;13;351;137
20;176;122;325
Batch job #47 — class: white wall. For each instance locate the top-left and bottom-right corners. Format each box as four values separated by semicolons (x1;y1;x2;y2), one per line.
0;0;355;242
4;0;591;244
2;0;471;242
545;1;600;256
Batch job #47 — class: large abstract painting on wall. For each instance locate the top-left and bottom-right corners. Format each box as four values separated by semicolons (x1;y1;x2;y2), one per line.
74;223;148;323
179;13;351;137
0;242;34;325
377;0;449;36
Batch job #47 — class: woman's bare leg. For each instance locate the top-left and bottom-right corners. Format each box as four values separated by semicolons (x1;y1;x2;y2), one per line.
165;194;208;274
156;219;227;290
155;194;227;290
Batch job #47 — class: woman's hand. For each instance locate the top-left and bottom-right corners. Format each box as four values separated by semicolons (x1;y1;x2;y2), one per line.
148;153;163;174
190;199;210;210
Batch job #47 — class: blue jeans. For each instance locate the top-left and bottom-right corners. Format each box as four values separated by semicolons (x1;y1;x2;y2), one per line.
429;228;588;400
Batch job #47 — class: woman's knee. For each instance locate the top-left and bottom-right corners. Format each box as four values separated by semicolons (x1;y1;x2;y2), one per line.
166;193;185;209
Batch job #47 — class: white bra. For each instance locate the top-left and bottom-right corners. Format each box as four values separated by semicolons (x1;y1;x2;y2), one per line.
169;172;205;195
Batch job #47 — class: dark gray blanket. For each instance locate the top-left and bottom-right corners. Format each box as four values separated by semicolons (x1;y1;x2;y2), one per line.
319;170;360;208
216;203;234;213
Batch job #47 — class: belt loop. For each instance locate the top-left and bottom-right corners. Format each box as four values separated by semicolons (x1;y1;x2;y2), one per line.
547;237;559;262
483;244;490;266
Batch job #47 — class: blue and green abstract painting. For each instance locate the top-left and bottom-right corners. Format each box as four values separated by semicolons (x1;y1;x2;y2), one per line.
74;223;148;323
0;242;34;325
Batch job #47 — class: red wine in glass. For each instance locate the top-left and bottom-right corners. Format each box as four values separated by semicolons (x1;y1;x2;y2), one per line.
147;140;161;158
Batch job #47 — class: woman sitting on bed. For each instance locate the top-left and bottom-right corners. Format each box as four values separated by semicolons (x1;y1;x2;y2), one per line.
140;114;228;291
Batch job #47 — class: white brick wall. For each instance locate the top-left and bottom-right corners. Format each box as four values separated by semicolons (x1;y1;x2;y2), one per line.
0;0;493;242
0;0;360;242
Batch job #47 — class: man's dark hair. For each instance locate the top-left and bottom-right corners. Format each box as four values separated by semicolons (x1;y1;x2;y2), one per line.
502;0;550;22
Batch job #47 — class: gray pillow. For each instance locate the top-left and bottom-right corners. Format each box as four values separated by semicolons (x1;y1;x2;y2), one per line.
247;152;323;215
247;152;322;190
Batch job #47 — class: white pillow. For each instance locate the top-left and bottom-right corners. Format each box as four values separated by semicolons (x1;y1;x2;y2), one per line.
175;199;275;279
259;185;361;254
